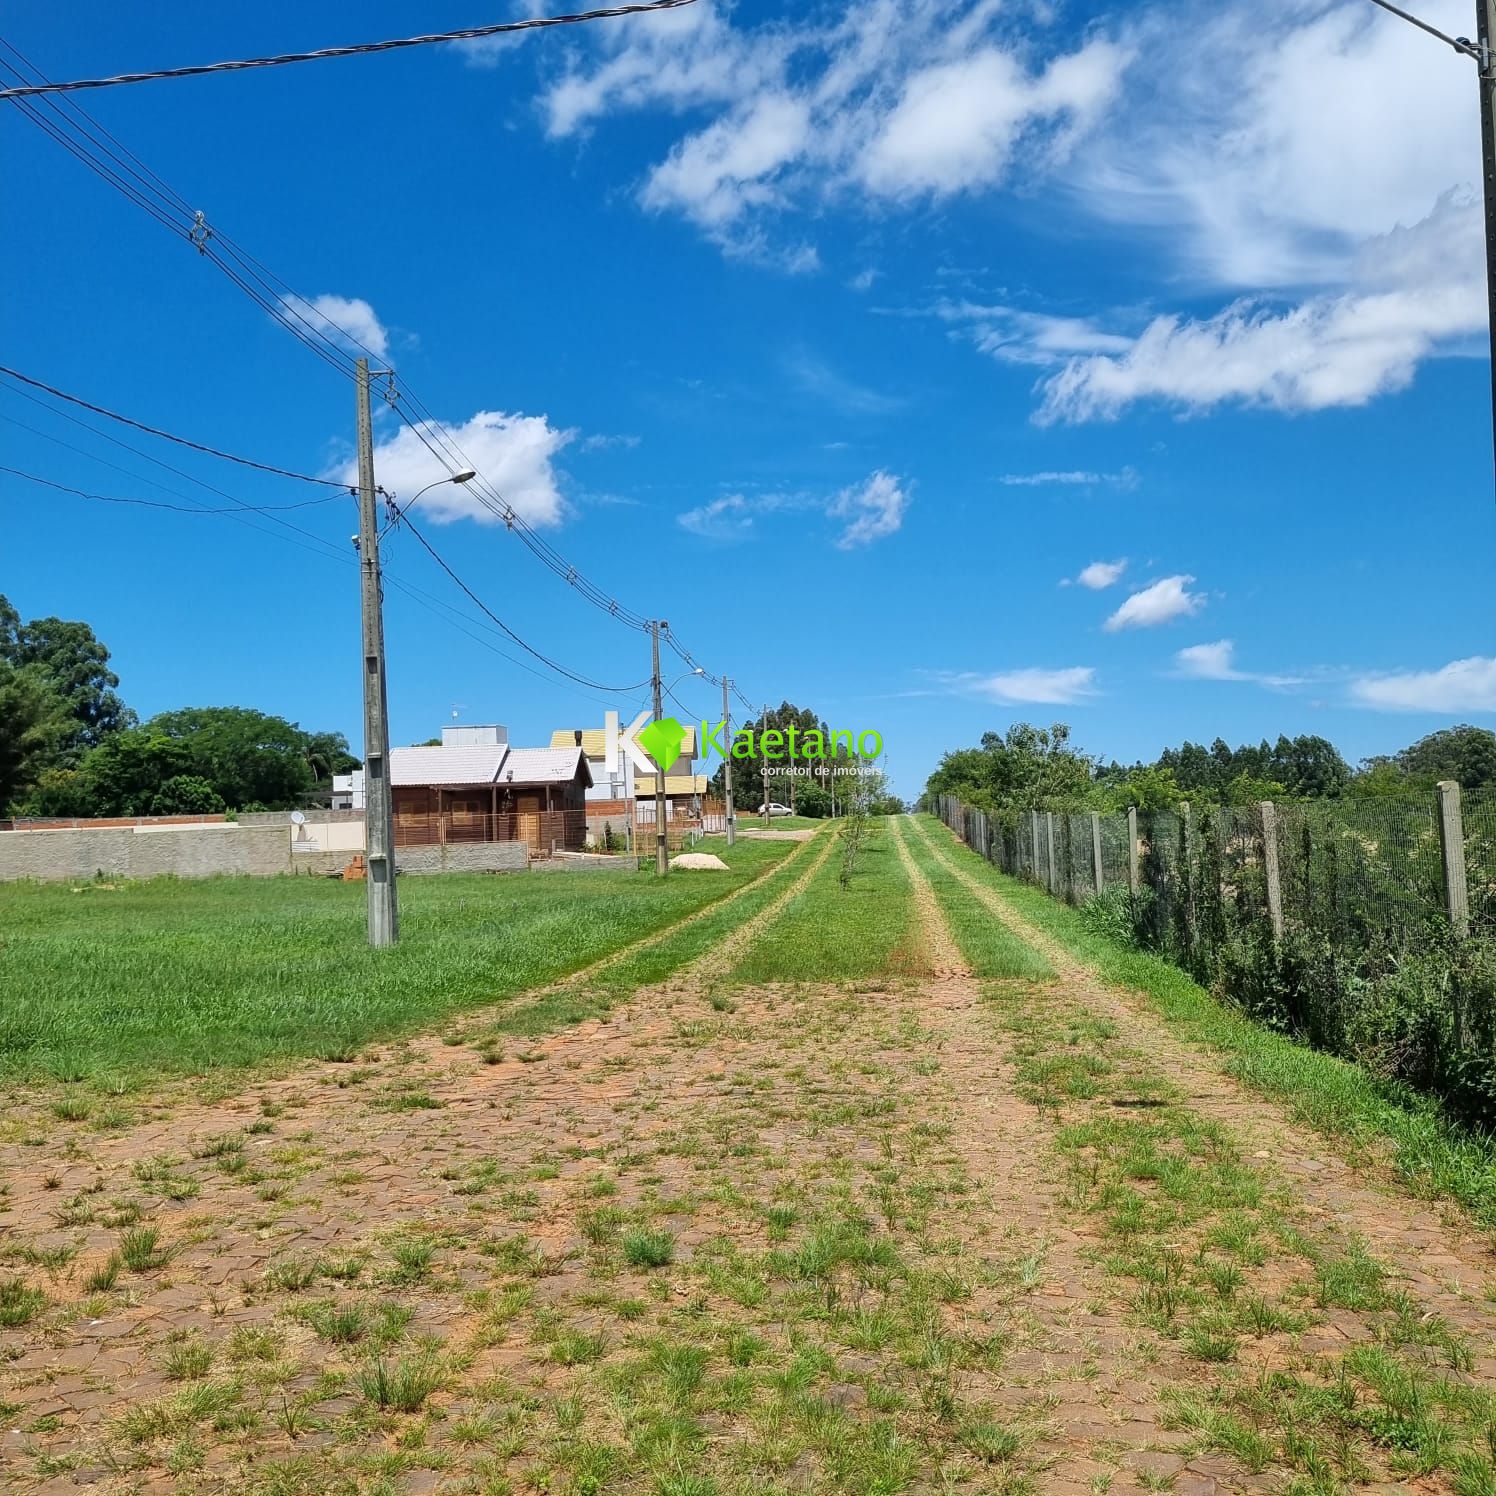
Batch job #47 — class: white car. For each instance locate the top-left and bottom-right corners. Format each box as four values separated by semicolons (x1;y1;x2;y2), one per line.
757;802;794;816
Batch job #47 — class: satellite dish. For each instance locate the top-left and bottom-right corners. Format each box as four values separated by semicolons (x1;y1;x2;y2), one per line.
290;811;307;825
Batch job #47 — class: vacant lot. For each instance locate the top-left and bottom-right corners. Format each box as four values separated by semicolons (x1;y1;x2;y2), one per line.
2;817;1495;1494
0;836;797;1085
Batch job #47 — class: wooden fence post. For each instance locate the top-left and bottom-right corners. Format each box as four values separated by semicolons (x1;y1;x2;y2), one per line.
1260;800;1284;941
1127;806;1139;897
1091;811;1104;896
1436;780;1470;938
1044;811;1056;894
1030;810;1041;882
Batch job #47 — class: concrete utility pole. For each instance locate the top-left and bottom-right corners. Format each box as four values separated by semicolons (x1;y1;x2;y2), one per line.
355;358;398;947
1366;0;1496;487
722;677;735;846
650;620;669;877
762;703;772;827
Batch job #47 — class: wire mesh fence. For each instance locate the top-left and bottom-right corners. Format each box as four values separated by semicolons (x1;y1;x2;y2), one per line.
934;785;1496;1128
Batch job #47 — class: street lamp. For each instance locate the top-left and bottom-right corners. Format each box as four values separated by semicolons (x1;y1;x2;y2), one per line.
408;469;477;506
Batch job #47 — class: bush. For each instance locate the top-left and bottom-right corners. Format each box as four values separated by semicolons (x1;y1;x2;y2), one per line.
1078;885;1146;948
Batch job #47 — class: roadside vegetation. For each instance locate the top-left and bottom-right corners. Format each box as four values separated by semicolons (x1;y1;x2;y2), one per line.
0;836;796;1086
915;814;1496;1231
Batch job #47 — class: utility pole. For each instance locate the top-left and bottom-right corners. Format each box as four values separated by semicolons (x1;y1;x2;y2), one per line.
1364;0;1496;489
1476;0;1496;482
761;703;772;827
355;358;398;946
722;677;735;846
650;620;669;876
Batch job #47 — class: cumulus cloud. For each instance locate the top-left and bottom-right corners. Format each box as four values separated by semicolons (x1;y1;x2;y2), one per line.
539;0;1127;260
1071;559;1127;590
337;412;572;526
1350;656;1496;713
829;470;908;548
936;666;1098;705
285;294;390;361
1104;574;1203;631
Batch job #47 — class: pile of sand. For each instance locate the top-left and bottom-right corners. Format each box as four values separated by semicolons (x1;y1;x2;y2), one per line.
669;852;730;871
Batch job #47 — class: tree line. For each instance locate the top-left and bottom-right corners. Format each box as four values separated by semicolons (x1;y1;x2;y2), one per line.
0;594;359;817
924;721;1496;815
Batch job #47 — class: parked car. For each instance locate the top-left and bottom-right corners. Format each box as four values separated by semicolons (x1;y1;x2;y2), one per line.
757;802;794;816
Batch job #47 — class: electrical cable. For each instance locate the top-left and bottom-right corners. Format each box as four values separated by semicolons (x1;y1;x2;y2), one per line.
0;463;344;513
0;364;348;487
0;1;699;100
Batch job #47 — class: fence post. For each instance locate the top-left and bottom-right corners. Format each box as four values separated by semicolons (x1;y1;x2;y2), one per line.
1045;811;1058;895
1030;810;1040;882
1436;780;1470;937
1090;812;1104;896
1260;800;1284;941
1127;807;1139;897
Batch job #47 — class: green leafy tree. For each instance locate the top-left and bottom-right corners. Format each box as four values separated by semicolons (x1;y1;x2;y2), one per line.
0;599;134;762
149;775;227;816
0;662;70;811
926;722;1094;812
1396;725;1496;789
144;707;316;809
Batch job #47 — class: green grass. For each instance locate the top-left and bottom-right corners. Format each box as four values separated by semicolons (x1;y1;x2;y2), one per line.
894;817;1052;980
728;821;922;984
0;837;795;1086
916;814;1496;1231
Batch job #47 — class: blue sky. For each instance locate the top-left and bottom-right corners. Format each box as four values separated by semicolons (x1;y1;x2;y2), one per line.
2;0;1493;797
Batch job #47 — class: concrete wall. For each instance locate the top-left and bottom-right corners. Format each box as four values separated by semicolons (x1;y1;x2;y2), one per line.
0;824;292;883
395;841;528;875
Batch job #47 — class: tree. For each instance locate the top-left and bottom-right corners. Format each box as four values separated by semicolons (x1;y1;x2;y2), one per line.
302;730;360;785
144;707;316;809
926;723;1094;811
0;602;134;762
149;775;227;816
0;662;69;811
1396;726;1496;789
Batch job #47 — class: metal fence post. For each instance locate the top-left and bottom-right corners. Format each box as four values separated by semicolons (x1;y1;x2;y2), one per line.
1436;780;1471;937
1260;800;1284;941
1127;806;1139;897
1091;811;1103;896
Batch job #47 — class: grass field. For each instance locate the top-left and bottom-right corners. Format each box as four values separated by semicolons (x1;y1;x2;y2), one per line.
728;819;924;983
0;836;797;1086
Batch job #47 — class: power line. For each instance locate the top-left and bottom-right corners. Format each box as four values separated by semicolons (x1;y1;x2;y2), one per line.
0;364;347;487
2;38;753;708
0;463;343;514
397;511;654;696
0;1;699;99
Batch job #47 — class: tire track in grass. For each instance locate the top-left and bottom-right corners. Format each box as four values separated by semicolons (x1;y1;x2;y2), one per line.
907;812;1496;1406
519;830;825;997
673;823;840;987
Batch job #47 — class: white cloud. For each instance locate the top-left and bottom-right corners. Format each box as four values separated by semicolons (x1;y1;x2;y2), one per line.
1001;468;1138;488
1104;574;1203;632
1350;656;1496;713
679;470;909;548
579;432;641;452
937;666;1098;705
1036;192;1485;422
677;493;759;542
1074;559;1127;590
829;470;908;548
848;268;880;292
1175;639;1243;680
539;1;1127;260
292;294;390;361
1174;638;1307;689
338;412;572;526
